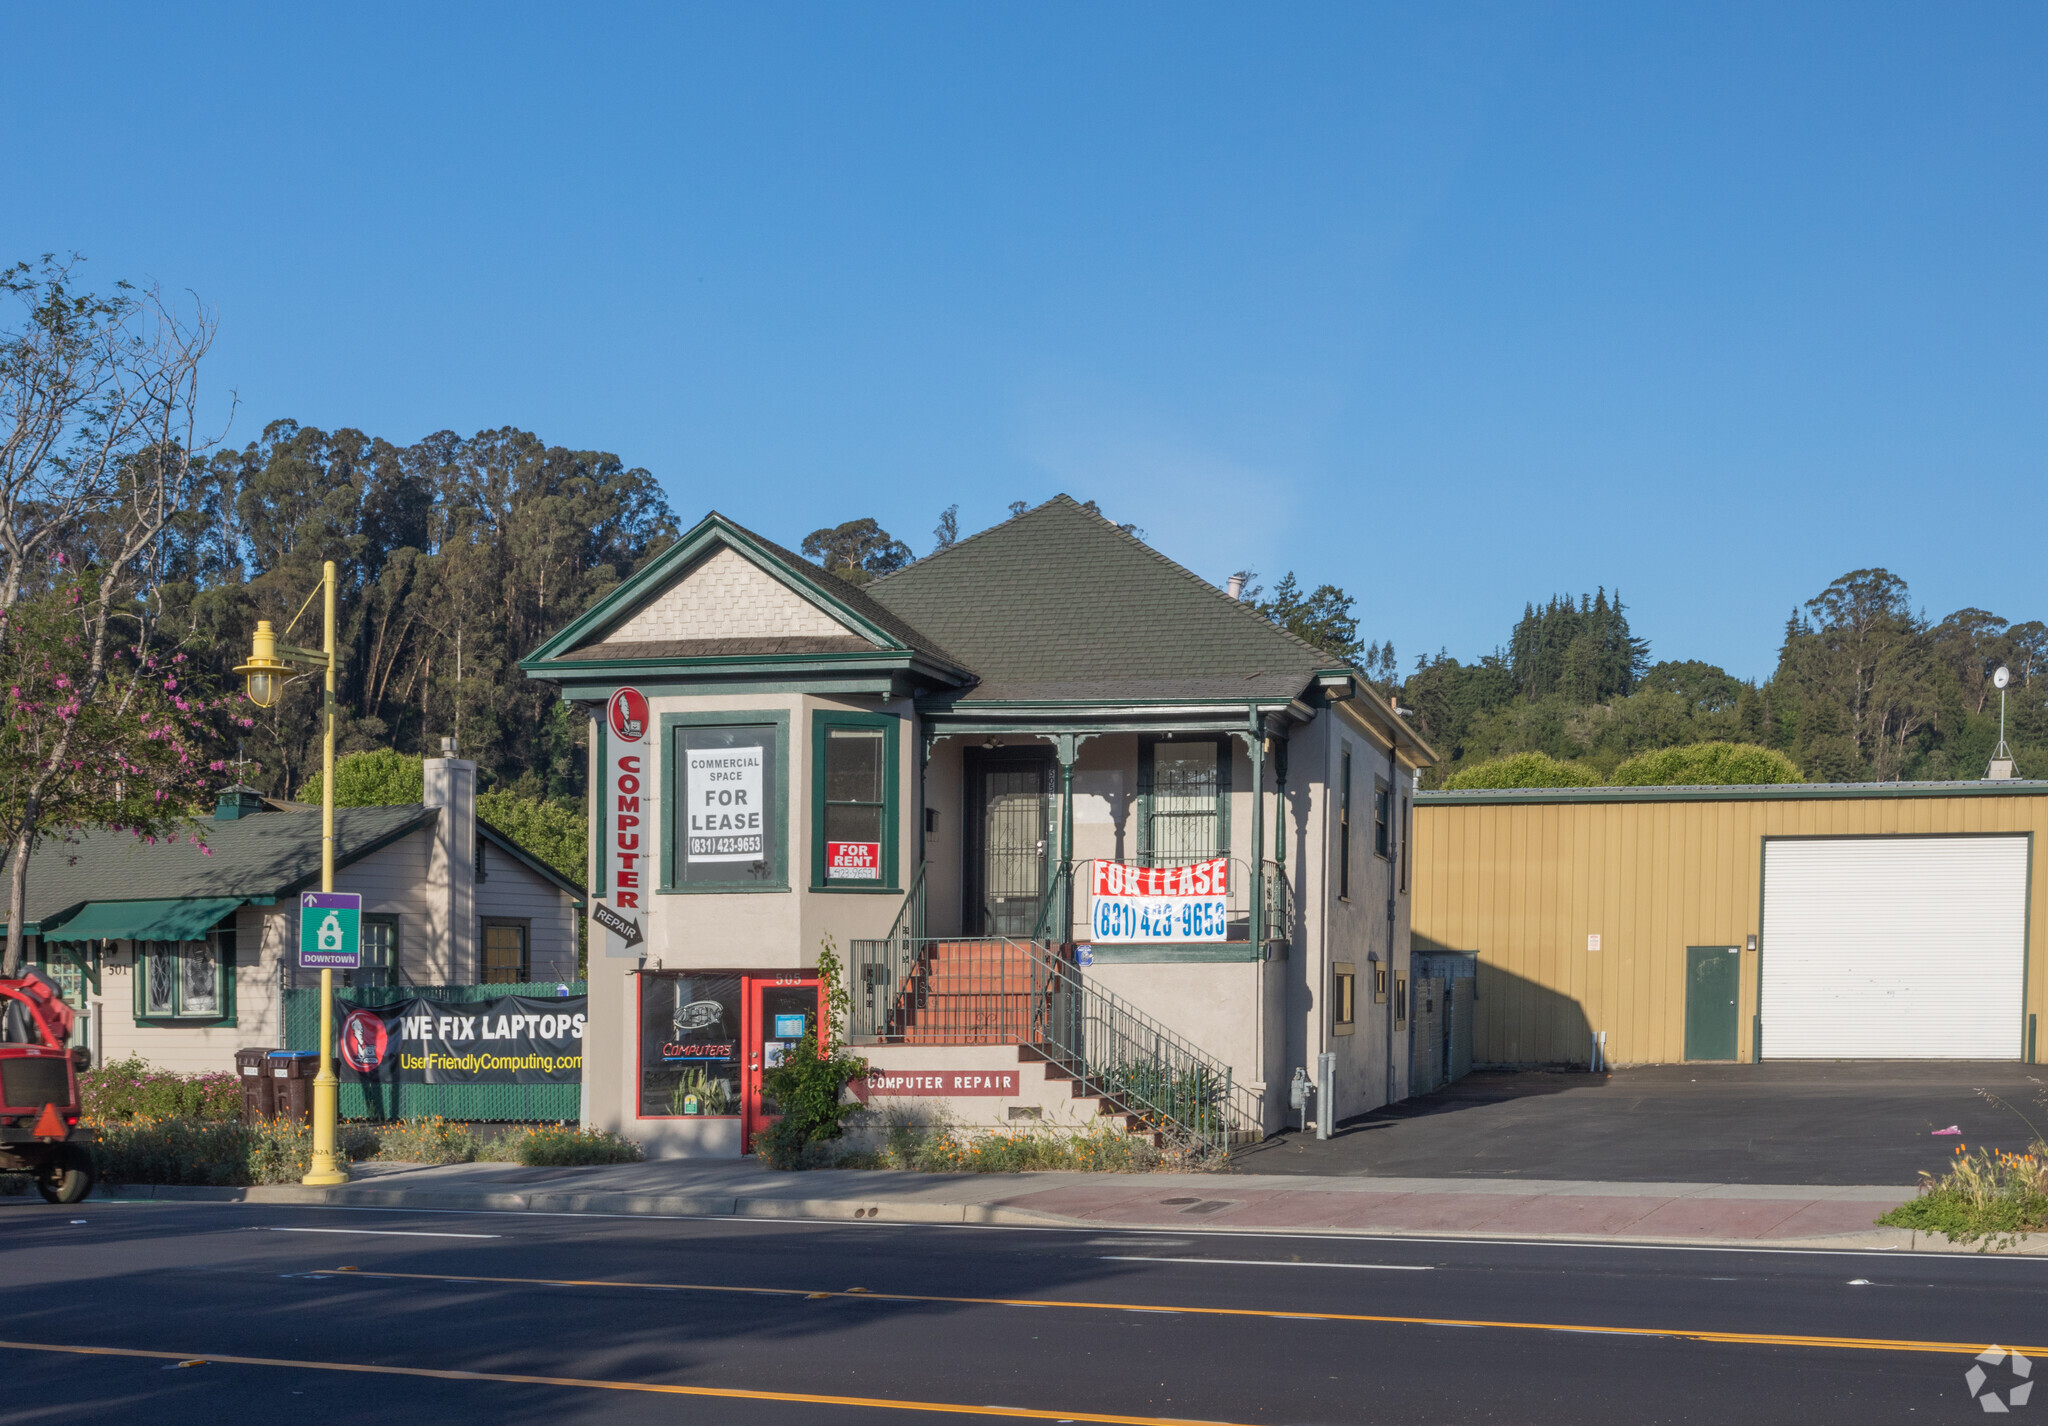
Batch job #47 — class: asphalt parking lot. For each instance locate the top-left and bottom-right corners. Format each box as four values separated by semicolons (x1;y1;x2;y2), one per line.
1231;1061;2048;1184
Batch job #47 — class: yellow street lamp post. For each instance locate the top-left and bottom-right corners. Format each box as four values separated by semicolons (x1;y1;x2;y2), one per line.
234;559;348;1186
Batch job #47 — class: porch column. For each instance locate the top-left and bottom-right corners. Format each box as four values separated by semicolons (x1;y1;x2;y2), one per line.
1272;736;1288;882
1246;715;1265;950
1054;734;1079;943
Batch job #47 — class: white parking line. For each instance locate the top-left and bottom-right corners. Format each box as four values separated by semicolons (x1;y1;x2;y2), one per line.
118;1201;2046;1265
1102;1255;1432;1271
252;1227;502;1239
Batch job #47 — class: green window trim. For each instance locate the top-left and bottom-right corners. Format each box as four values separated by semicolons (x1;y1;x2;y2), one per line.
660;709;793;894
132;928;238;1028
810;709;903;893
1136;735;1232;867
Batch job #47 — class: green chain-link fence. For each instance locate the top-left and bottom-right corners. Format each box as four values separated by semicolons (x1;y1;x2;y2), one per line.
283;982;586;1122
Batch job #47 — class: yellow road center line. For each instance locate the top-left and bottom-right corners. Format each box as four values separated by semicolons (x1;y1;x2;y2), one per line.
0;1339;1244;1426
326;1266;2048;1359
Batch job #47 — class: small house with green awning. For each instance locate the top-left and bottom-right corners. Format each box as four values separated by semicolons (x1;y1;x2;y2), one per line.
2;756;583;1075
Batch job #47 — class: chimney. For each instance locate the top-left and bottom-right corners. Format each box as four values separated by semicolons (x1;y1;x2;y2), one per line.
1226;572;1246;602
423;751;478;981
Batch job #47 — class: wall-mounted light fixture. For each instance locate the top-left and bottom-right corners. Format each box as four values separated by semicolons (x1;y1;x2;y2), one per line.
1746;934;1758;952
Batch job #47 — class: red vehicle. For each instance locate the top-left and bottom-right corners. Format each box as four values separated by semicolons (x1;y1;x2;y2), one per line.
0;970;95;1203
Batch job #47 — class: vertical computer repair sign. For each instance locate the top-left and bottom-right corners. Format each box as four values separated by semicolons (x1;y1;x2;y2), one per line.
602;687;650;957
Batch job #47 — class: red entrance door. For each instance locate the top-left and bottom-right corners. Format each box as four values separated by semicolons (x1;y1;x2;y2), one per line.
742;976;821;1149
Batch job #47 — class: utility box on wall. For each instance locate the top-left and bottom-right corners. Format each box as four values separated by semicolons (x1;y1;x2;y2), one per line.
1413;951;1476;1093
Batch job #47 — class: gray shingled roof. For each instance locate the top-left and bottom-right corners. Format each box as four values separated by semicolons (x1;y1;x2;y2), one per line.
866;496;1331;703
2;805;432;929
740;525;969;670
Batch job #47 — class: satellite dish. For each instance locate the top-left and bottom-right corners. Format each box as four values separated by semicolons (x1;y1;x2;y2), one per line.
1994;665;2011;690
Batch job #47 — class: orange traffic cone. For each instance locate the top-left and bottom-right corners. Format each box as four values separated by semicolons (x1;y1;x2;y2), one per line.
32;1103;65;1139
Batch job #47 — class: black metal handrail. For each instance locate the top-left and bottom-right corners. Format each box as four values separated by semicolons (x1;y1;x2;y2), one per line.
847;931;1263;1154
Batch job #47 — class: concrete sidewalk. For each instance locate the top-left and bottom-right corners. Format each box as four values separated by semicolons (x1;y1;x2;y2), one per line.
54;1156;2026;1254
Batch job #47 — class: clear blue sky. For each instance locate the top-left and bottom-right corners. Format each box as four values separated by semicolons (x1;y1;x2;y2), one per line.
6;4;2044;681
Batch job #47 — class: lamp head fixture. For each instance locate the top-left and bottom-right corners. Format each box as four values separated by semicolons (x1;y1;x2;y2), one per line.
233;620;295;709
1994;665;2011;690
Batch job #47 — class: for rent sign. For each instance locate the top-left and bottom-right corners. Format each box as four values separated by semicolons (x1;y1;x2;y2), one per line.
1089;856;1229;943
601;688;649;957
825;840;880;880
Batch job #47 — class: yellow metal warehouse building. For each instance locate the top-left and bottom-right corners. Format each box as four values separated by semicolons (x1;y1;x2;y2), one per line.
1412;781;2048;1067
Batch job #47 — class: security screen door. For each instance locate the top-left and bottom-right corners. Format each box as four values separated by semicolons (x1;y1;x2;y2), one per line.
967;751;1054;937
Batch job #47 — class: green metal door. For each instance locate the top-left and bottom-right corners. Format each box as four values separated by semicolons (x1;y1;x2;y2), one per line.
1684;946;1740;1061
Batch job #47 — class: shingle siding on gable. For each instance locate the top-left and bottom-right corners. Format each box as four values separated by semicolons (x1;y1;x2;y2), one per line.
607;546;857;645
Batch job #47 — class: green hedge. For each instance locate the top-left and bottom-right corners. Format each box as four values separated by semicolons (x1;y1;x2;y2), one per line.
1611;741;1803;786
1444;752;1601;790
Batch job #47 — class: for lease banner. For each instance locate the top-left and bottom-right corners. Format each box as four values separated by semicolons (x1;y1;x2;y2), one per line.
336;994;587;1083
1088;856;1229;943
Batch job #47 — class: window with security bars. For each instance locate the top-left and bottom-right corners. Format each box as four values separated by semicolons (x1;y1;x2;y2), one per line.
482;921;529;983
1141;738;1229;867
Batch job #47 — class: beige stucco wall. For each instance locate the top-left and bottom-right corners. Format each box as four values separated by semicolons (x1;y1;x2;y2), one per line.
583;689;921;1142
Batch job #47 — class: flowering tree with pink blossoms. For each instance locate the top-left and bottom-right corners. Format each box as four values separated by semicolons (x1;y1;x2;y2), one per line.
0;257;236;976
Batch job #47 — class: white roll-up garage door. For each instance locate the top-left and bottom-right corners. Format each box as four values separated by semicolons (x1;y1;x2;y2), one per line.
1760;836;2029;1059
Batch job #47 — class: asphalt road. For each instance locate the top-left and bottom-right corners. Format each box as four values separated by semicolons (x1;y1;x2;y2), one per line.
1234;1061;2048;1183
1;1198;2042;1424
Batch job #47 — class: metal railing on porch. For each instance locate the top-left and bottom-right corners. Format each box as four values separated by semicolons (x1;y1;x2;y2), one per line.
849;931;1263;1154
852;864;1263;1154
